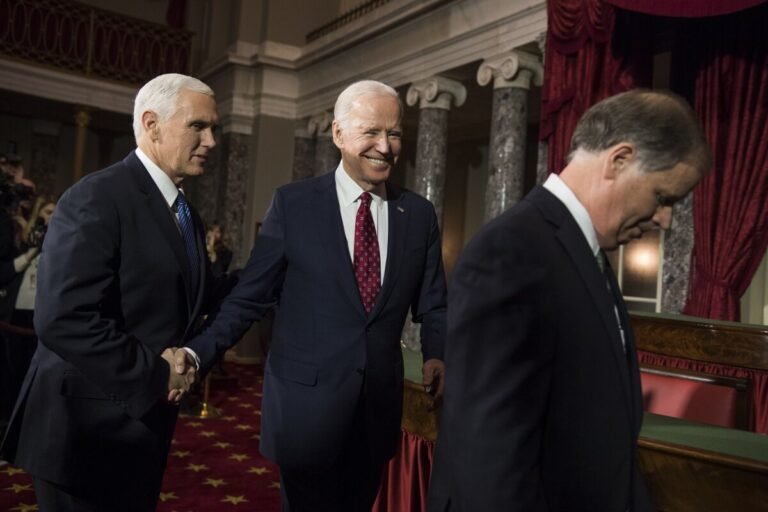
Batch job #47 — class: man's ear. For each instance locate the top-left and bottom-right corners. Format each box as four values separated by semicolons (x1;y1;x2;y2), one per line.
331;120;343;149
604;143;636;180
142;111;160;140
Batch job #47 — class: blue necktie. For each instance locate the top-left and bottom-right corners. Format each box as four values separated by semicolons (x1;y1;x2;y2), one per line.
175;191;199;297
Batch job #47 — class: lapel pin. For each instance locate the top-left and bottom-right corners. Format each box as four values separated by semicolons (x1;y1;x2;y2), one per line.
397;206;405;213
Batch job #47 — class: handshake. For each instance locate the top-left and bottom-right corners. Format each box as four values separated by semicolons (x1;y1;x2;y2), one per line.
162;347;198;403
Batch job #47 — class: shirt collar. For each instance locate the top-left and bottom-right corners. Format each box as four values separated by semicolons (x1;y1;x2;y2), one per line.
334;162;386;207
543;173;600;256
135;148;179;208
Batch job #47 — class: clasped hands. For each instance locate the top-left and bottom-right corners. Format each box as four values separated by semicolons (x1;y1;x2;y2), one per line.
162;347;197;404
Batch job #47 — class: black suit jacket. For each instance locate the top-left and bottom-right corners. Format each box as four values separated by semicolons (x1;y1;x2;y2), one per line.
187;171;447;469
428;186;653;512
0;152;209;492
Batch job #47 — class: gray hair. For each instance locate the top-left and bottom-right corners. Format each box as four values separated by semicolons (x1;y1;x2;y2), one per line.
132;73;214;140
568;89;712;173
333;80;402;130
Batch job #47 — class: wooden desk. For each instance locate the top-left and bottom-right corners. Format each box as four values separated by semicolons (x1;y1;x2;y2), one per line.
402;347;768;511
639;414;768;512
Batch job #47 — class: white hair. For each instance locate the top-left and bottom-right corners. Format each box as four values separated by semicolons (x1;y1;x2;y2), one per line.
132;73;214;140
333;80;401;130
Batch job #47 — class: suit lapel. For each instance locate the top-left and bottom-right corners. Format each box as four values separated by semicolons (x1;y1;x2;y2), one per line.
368;183;408;321
125;153;195;316
531;187;634;424
314;174;367;319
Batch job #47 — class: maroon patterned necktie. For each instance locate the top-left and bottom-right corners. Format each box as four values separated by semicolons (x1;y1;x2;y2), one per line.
354;192;381;314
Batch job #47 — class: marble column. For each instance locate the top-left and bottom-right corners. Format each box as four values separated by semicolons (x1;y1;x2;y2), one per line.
217;131;250;269
308;111;339;176
661;195;695;313
477;50;543;221
292;125;316;181
402;76;466;351
405;76;467;224
72;106;91;183
30;121;60;197
535;31;549;185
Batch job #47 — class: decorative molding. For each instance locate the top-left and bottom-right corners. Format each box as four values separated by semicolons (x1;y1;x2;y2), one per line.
307;111;334;137
0;58;136;114
477;50;543;90
295;0;546;116
406;76;466;110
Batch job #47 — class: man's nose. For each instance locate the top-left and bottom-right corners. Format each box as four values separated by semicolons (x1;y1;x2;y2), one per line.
202;128;217;149
654;205;673;230
374;134;391;154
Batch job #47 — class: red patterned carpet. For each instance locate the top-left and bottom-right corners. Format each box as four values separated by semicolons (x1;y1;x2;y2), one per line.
0;362;281;512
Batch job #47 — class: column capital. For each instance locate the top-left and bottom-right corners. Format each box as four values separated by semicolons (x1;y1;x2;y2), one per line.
406;76;466;110
307;111;334;137
536;31;547;57
477;50;543;90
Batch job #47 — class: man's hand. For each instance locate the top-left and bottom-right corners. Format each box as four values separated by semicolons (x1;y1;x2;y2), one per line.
162;348;197;403
422;358;445;411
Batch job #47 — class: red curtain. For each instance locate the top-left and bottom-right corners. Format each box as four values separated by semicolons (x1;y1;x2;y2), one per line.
638;351;768;434
372;430;434;512
682;4;768;320
540;0;650;174
606;0;766;17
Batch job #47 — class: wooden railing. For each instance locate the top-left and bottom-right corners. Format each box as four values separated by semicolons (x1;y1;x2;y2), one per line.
0;0;191;84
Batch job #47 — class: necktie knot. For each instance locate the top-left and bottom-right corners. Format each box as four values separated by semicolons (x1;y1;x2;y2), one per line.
359;192;372;209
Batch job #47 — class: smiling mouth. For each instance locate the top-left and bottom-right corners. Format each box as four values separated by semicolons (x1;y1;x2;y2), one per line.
364;155;390;167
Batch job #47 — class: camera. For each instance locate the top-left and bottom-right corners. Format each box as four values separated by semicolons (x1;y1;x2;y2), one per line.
27;217;47;248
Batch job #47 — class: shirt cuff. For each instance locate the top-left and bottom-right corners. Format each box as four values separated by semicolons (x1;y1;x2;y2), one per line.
182;347;201;371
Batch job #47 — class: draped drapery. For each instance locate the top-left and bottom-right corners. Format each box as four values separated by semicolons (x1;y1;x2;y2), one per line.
681;4;768;321
372;430;434;512
540;0;650;174
605;0;766;17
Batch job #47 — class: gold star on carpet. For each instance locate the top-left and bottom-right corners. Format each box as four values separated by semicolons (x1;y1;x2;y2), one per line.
244;386;254;391
213;442;232;449
251;434;261;440
4;483;32;493
252;410;262;415
269;481;281;489
1;467;25;476
172;450;191;458
247;466;270;475
204;478;227;488
234;424;254;431
186;421;203;427
226;396;240;401
255;392;263;397
221;495;248;505
221;416;237;422
229;453;249;462
159;491;178;502
9;503;37;512
237;403;253;408
186;463;209;472
199;431;217;437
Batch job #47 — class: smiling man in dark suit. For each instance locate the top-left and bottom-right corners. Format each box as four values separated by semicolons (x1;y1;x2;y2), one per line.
427;90;712;512
0;73;217;511
184;80;447;511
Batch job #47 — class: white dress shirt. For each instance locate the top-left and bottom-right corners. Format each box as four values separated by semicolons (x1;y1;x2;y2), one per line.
335;163;389;285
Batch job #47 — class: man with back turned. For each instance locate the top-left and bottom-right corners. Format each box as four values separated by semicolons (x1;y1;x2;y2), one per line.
428;89;711;512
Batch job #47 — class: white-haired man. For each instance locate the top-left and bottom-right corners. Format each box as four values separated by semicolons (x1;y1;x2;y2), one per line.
183;79;448;511
0;73;217;511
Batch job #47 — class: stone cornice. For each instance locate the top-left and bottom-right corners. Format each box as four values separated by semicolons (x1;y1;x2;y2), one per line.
0;58;136;114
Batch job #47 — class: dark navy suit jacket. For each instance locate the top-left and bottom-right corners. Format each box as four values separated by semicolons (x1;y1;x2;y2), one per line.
1;152;209;493
428;186;653;512
187;171;447;470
